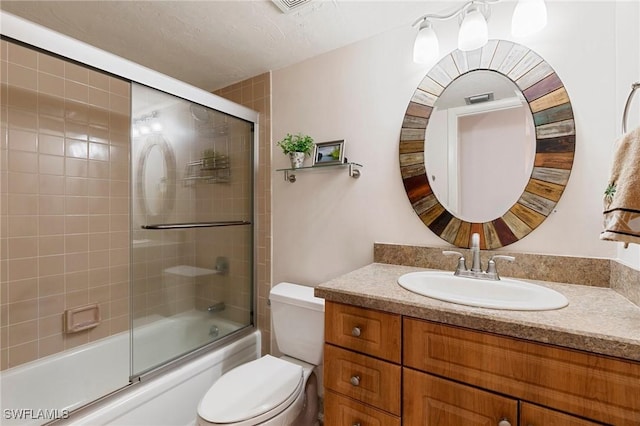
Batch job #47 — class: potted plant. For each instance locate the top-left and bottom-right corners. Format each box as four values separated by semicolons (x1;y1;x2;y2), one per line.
276;133;314;169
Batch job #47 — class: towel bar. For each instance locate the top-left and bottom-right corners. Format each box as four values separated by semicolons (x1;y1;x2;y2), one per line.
141;220;251;229
622;82;640;134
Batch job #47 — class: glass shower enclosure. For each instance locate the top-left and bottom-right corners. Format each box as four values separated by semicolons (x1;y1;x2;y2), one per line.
0;15;259;420
130;84;254;377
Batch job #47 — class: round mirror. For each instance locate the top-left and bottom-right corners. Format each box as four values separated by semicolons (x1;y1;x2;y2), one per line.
400;40;575;249
137;134;177;219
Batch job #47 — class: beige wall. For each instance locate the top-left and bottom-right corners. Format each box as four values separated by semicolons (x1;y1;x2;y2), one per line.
0;40;131;370
215;72;272;355
272;1;640;289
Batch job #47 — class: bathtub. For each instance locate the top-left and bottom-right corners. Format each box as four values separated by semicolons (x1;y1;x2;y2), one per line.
132;311;247;375
1;311;259;426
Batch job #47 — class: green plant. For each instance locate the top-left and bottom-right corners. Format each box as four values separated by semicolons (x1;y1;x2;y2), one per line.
330;147;341;160
276;133;314;155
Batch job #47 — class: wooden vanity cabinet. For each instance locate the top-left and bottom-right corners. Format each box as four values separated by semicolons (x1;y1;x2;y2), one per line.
324;302;402;425
404;317;640;426
403;368;603;426
520;403;601;426
323;301;640;426
324;301;401;362
403;367;518;425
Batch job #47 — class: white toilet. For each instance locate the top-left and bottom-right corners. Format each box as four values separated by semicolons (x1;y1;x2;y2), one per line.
197;282;325;426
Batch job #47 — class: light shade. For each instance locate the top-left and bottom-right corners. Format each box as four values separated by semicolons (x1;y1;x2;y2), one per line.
458;7;488;51
413;20;439;64
511;0;547;37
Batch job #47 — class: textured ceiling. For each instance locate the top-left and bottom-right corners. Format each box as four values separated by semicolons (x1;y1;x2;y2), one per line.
0;0;449;91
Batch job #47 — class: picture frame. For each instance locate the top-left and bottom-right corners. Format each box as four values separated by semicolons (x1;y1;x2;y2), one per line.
312;140;345;166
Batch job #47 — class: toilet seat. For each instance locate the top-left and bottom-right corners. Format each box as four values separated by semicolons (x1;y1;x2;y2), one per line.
197;355;304;425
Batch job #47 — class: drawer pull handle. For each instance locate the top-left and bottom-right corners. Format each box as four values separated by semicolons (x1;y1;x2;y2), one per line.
351;326;361;337
352;424;361;426
350;375;361;386
498;419;511;426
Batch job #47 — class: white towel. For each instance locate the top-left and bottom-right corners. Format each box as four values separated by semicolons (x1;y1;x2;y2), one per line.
601;126;640;245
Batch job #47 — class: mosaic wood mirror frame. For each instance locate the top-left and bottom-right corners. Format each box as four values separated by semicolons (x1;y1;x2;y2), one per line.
399;40;575;249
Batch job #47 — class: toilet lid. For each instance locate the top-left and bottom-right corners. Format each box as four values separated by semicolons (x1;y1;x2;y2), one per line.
198;355;303;424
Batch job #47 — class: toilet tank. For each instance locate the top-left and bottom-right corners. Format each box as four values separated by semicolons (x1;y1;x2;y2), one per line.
270;282;325;365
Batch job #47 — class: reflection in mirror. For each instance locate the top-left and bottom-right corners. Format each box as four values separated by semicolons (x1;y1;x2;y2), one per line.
425;70;536;223
137;134;177;219
399;40;575;249
144;144;168;216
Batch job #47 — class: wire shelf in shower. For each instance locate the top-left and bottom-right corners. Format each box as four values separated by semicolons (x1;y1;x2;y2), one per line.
183;157;231;185
184;108;233;185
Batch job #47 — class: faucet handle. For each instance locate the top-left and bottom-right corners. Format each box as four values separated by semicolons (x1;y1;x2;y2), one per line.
443;251;467;274
486;255;515;279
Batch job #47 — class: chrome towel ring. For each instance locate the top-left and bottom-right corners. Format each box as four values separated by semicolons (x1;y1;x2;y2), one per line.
622;82;640;134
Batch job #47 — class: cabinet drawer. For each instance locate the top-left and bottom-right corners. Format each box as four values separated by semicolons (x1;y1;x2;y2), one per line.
325;301;401;362
325;390;401;426
403;318;640;426
403;368;518;426
324;344;401;415
520;403;602;426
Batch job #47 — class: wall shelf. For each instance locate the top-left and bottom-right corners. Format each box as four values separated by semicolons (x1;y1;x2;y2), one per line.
276;162;363;183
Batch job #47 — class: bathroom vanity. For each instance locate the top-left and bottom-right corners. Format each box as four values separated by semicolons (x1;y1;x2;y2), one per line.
316;263;640;426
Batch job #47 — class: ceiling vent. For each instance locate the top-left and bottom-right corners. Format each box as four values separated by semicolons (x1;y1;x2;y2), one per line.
465;92;494;105
271;0;314;13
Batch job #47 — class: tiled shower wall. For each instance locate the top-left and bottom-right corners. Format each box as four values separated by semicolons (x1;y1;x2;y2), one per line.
192;117;254;324
215;73;272;355
0;40;131;370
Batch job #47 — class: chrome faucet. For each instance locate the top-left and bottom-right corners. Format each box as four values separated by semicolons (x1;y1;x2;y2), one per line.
470;232;482;273
443;233;515;281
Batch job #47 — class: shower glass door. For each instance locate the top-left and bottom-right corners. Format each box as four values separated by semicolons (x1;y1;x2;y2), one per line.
130;83;254;377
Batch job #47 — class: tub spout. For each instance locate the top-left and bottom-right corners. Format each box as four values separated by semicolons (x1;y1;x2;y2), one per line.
207;302;225;313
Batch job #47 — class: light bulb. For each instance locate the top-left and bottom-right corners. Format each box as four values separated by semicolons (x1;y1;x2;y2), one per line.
512;0;547;37
151;121;163;132
140;125;151;135
413;20;439;65
458;7;488;51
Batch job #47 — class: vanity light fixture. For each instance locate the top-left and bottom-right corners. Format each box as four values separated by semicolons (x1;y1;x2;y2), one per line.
132;110;162;138
413;19;440;64
412;0;547;64
511;0;547;37
458;4;489;51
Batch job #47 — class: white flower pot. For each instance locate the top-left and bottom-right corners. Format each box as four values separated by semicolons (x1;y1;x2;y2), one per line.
289;152;305;169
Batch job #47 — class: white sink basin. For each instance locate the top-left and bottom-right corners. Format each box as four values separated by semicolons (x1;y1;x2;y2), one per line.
398;271;568;311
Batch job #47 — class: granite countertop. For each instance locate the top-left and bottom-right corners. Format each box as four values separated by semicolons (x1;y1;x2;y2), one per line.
314;263;640;362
